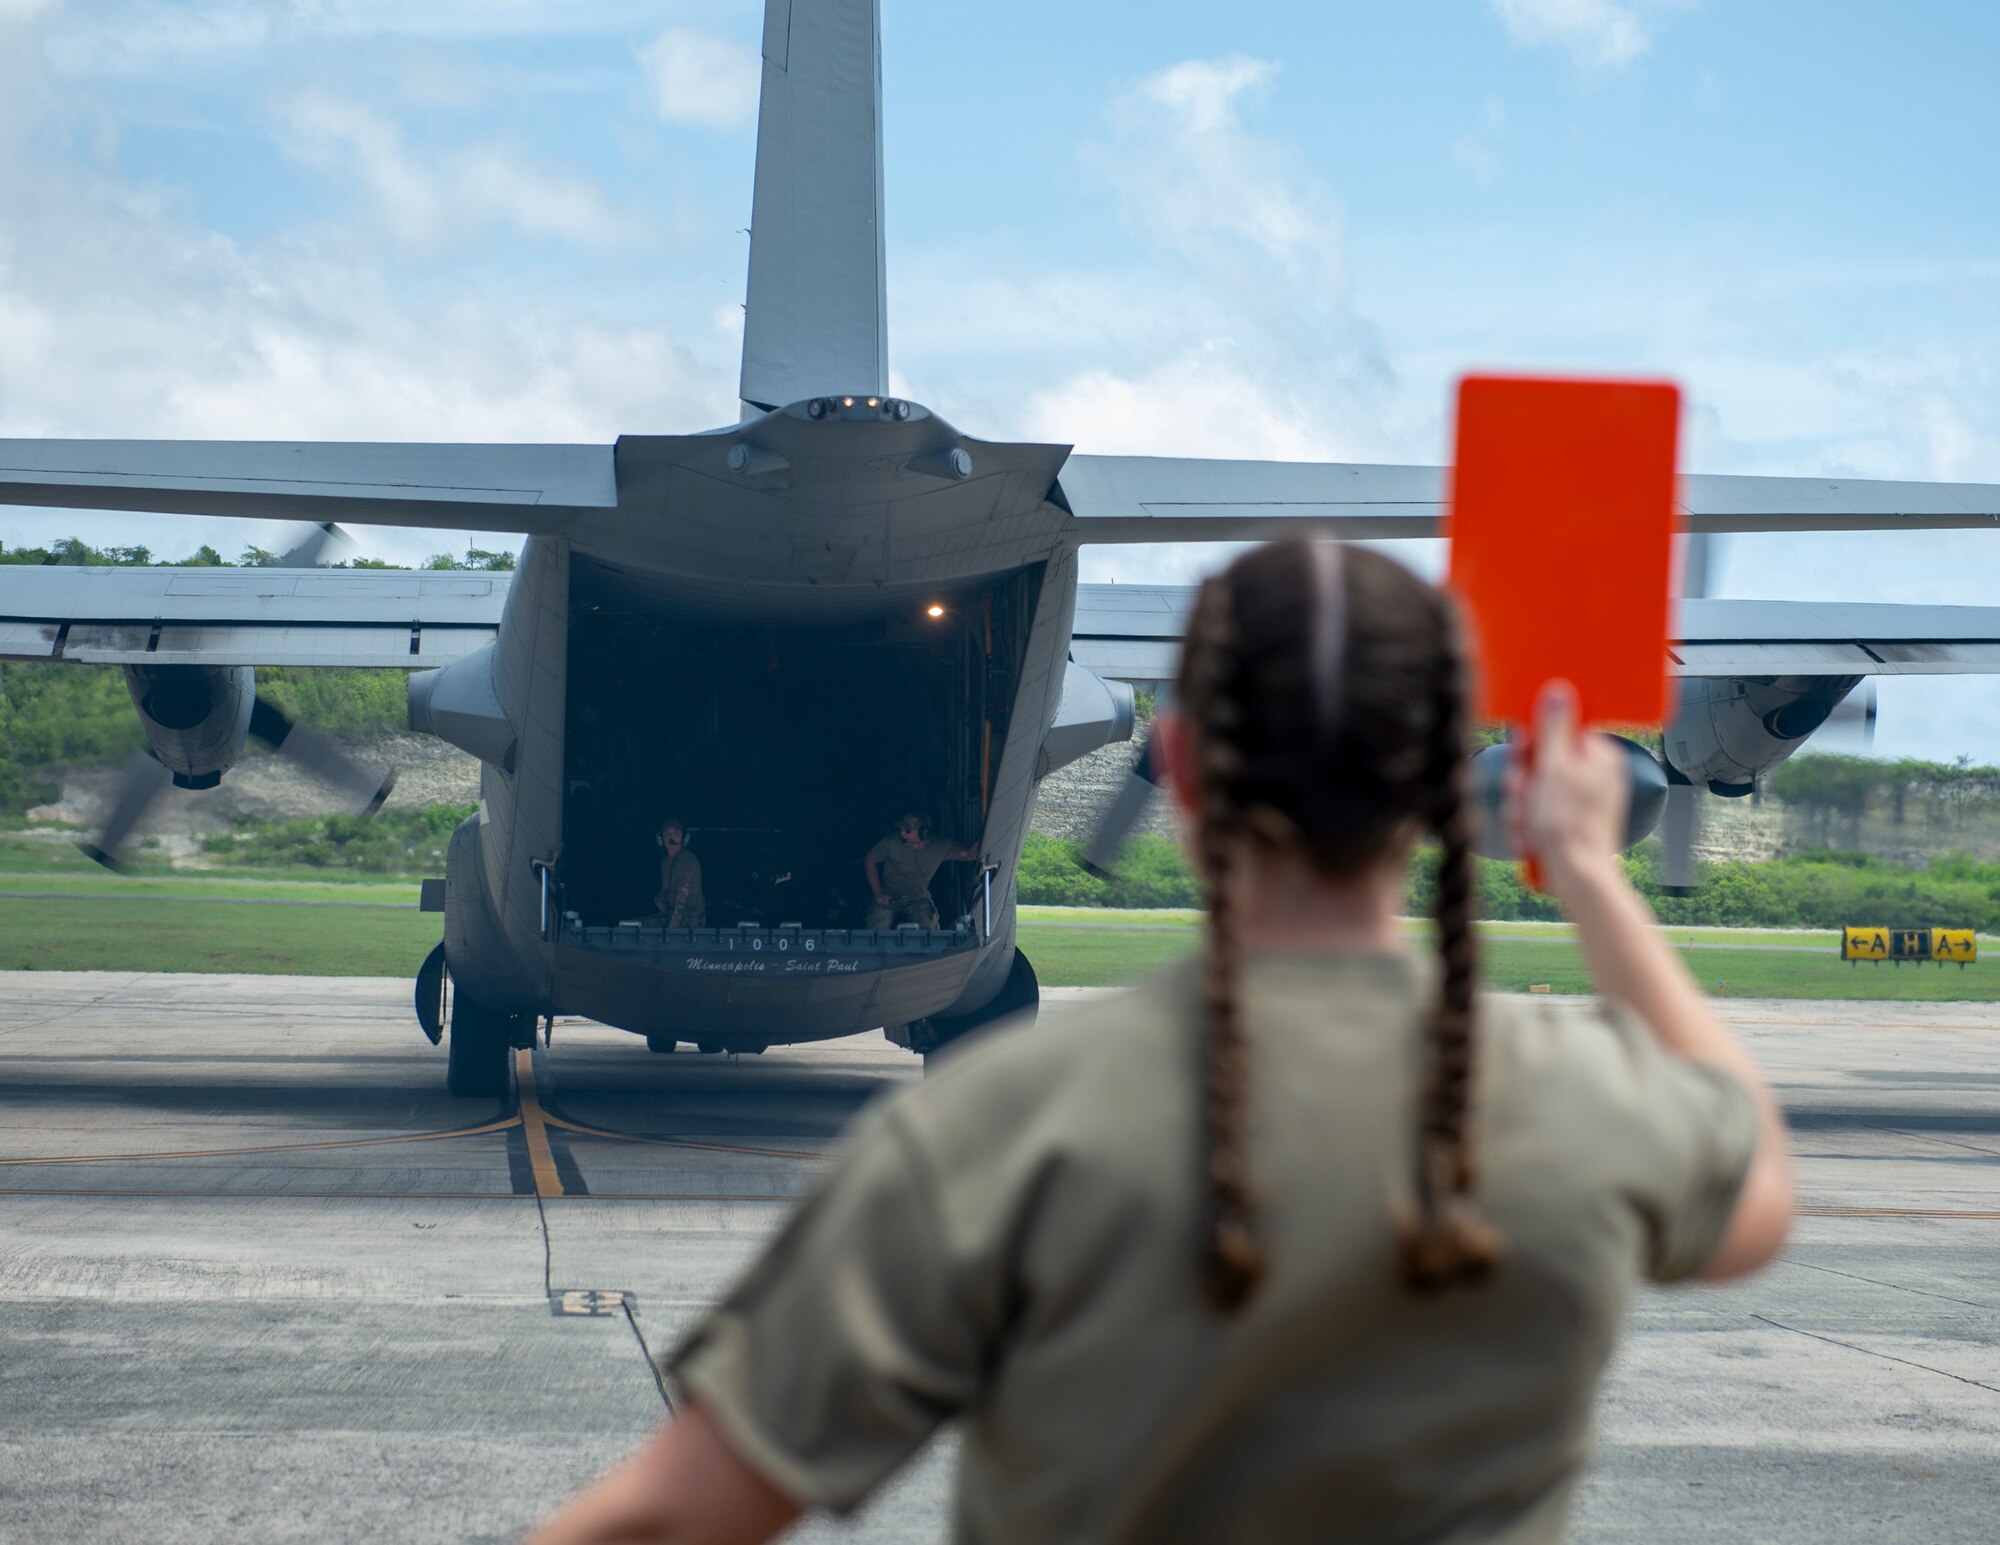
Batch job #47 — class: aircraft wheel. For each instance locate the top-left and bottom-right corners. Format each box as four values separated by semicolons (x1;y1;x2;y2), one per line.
447;995;515;1098
695;1042;725;1055
924;949;1039;1069
646;1034;679;1054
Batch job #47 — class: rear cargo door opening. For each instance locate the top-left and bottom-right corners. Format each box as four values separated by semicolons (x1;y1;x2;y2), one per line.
559;562;1039;933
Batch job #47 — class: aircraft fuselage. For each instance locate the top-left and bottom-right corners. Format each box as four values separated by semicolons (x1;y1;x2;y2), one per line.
431;398;1118;1049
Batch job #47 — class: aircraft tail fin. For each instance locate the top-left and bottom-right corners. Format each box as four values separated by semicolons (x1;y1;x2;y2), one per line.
739;0;887;414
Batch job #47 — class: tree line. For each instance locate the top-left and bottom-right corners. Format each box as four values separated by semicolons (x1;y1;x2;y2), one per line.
0;536;517;570
1019;832;2000;932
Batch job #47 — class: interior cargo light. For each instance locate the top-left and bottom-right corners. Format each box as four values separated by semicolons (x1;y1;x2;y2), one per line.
926;604;946;619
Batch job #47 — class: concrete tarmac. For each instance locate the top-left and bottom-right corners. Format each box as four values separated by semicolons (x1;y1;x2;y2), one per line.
0;974;1995;1542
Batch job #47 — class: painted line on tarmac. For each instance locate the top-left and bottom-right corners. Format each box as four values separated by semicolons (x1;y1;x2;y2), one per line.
543;1111;830;1163
0;890;412;910
0;1113;520;1167
0;1187;802;1201
1800;1204;2000;1219
514;1048;566;1199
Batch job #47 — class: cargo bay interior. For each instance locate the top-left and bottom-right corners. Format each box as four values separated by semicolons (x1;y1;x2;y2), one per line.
559;560;1039;931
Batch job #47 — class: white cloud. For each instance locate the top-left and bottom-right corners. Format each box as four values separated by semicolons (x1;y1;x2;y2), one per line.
1131;55;1274;134
986;57;1394;459
0;43;733;569
0;0;60;24
1099;56;1340;285
638;26;760;131
38;0;681;66
1487;0;1660;71
1453;97;1506;184
276;89;642;250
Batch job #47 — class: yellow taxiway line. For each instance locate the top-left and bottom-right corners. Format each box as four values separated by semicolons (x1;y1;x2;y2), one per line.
515;1048;565;1199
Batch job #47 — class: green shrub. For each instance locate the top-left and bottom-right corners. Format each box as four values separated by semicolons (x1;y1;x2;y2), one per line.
1017;833;1200;908
0;663;145;816
200;804;473;873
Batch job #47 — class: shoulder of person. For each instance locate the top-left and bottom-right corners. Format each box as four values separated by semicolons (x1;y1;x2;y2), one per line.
1476;989;1734;1115
889;965;1200;1166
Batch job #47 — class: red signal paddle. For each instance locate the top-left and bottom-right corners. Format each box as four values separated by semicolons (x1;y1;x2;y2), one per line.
1445;374;1682;888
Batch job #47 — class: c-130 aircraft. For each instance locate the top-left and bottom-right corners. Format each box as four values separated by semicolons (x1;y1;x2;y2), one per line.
5;0;2000;1096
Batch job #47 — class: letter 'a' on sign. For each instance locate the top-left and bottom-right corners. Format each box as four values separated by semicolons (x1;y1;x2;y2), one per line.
1445;376;1682;729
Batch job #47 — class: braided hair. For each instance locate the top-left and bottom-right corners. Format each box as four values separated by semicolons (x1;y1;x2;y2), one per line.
1173;540;1505;1312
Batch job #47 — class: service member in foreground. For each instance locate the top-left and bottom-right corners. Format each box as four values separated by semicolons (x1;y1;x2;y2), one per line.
523;540;1793;1545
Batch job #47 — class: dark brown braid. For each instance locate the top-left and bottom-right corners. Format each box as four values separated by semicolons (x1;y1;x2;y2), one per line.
1183;575;1265;1310
1175;540;1506;1313
1398;596;1506;1291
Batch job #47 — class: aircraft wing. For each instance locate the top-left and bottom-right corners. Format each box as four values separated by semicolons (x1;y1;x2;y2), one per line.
0;440;615;533
1057;456;2000;541
0;566;508;668
1070;586;2000;683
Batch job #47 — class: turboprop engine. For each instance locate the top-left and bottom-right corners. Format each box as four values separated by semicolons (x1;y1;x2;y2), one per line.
123;663;256;790
1663;674;1866;796
1466;735;1671;861
83;662;397;871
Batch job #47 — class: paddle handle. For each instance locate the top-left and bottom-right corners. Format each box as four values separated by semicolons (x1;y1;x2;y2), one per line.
1516;729;1546;893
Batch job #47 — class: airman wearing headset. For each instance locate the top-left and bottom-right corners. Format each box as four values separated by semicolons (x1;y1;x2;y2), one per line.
862;812;975;930
653;819;705;929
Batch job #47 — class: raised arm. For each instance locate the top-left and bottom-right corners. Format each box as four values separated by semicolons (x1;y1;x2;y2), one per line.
521;1401;799;1545
1512;682;1795;1280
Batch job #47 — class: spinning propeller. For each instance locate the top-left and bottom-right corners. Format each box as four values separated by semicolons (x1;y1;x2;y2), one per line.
80;522;397;872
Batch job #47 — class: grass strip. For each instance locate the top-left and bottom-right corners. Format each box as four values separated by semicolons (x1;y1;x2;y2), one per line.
3;897;1995;1002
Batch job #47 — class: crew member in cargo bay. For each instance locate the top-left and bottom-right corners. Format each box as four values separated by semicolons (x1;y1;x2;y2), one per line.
863;814;976;930
653;819;706;928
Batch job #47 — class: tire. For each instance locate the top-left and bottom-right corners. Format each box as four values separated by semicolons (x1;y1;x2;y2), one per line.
924;949;1039;1068
447;995;515;1098
695;1042;724;1055
645;1034;678;1054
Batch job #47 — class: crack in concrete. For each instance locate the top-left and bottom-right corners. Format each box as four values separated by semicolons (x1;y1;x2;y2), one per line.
622;1301;674;1414
1783;1257;1995;1311
1883;1125;2000;1159
1752;1314;2000;1394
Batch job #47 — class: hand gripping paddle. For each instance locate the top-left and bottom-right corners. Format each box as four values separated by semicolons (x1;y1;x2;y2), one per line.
1444;375;1682;888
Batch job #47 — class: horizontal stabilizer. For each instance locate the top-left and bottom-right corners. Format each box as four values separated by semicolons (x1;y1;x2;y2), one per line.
1058;455;2000;542
0;440;614;533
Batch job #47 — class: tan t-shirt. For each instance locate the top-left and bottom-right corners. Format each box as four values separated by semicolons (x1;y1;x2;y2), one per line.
868;834;959;903
655;849;704;927
670;954;1757;1543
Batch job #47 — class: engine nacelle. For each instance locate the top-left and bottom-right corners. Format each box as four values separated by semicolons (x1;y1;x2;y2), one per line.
408;642;516;769
1037;661;1136;778
122;664;255;790
1468;736;1670;861
1664;675;1863;796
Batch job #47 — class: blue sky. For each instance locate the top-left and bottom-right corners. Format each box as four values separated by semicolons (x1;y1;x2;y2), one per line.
1;0;1997;758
